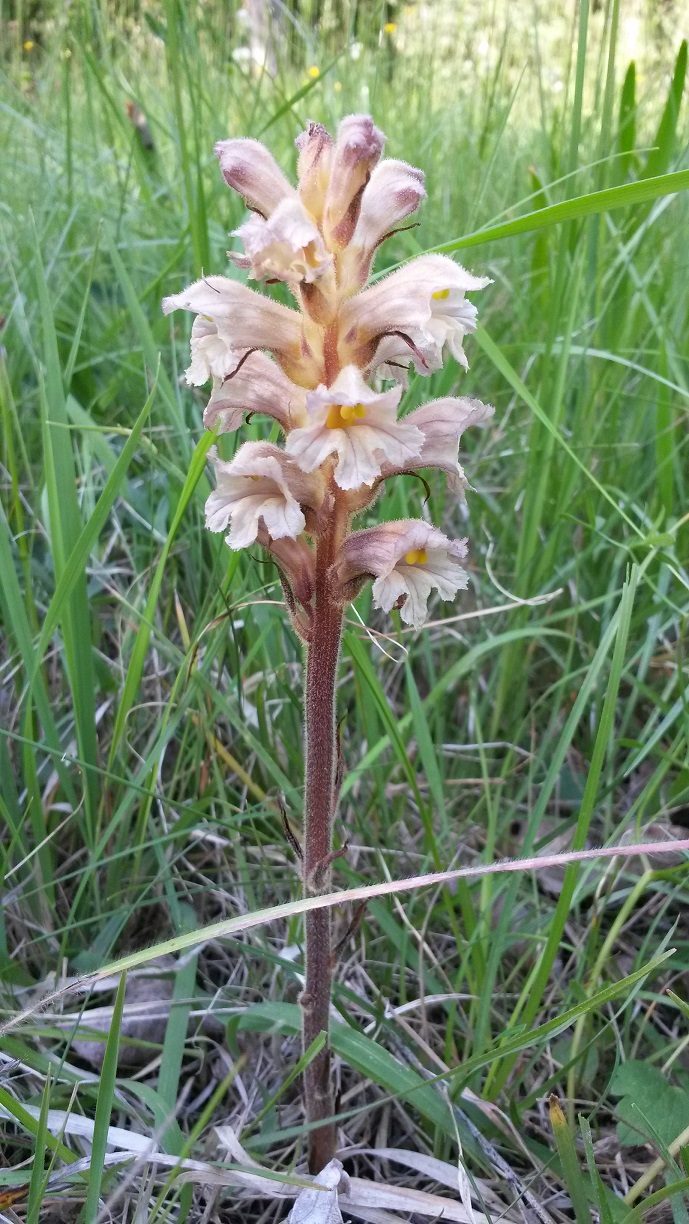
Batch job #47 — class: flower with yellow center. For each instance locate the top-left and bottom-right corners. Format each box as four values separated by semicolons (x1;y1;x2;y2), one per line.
335;521;469;629
286;366;423;490
326;402;366;430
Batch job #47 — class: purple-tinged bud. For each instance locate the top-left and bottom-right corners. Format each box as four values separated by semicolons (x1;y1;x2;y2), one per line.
322;114;386;250
341;159;427;290
296;121;334;221
215;138;295;218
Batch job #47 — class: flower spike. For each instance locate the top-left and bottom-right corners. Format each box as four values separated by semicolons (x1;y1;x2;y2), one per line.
164;115;492;1176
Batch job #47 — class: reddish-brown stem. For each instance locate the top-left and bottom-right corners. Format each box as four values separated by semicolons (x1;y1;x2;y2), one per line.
301;501;345;1174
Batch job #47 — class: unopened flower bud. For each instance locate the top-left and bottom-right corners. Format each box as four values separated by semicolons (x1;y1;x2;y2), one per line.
215;138;295;217
296;121;334;221
322;114;385;250
342;159;427;290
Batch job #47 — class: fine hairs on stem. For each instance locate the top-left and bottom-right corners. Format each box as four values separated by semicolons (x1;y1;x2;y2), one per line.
164;115;492;1173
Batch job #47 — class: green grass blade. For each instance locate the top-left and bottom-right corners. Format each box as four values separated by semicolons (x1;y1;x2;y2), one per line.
430;170;689;253
83;971;127;1223
157;904;199;1155
489;568;639;1090
550;1095;592;1224
26;1073;51;1224
110;428;214;758
33;379;155;663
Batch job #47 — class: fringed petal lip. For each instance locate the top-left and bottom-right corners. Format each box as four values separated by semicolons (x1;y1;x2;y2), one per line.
333;519;469;629
285;365;423;491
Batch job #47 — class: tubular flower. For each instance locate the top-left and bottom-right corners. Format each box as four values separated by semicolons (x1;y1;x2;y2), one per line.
285;365;423;490
339;253;491;378
232;197;333;287
341;158;427;291
381;396;494;494
205;443;324;549
203;351;306;435
333;520;469;629
163;276;303;377
162;274;320;388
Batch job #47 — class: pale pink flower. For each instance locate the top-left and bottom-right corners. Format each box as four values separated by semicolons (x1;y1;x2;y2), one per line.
338;253;491;378
205;442;324;550
285;365;423;491
215;138;295;217
334;519;469;628
296;121;334;221
202;352;307;435
322;114;386;250
162;275;303;382
232;197;333;286
381;397;494;494
342;159;426;290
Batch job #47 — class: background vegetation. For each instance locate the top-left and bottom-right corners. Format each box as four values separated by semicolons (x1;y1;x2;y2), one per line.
1;0;689;1219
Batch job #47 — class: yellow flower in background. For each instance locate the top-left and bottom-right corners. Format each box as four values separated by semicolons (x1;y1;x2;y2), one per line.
333;80;342;92
307;65;320;79
23;40;34;52
383;22;397;34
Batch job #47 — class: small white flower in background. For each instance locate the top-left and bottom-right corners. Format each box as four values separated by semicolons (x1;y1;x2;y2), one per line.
164;114;492;631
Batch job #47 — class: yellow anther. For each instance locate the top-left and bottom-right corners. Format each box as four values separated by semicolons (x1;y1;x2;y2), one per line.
303;240;321;268
432;288;450;300
404;548;428;566
244;474;260;482
326;403;366;429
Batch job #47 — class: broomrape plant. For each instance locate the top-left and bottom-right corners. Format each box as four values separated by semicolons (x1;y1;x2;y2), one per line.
163;114;493;1173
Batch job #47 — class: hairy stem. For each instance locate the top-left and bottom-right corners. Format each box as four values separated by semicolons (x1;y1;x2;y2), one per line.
301;506;344;1174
